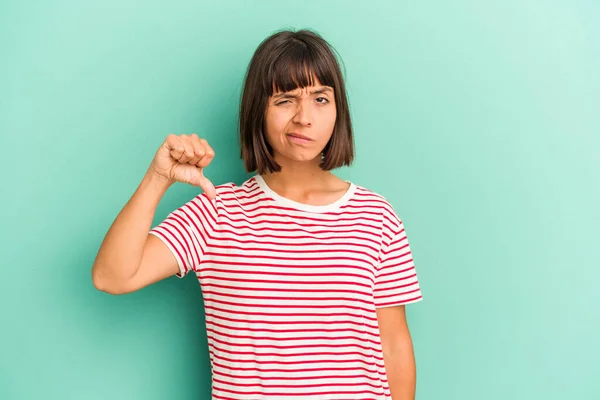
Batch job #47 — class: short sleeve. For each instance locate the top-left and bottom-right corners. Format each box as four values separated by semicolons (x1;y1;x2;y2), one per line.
148;192;217;278
374;215;423;308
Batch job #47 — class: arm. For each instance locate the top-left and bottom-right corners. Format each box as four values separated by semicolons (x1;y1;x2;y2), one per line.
91;133;215;295
377;305;417;400
91;170;180;294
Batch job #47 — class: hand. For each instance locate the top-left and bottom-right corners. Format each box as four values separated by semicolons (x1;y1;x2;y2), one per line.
149;133;216;199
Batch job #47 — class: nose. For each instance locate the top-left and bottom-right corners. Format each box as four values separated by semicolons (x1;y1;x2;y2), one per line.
292;100;312;127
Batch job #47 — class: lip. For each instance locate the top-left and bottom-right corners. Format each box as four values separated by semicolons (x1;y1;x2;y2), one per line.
286;133;313;141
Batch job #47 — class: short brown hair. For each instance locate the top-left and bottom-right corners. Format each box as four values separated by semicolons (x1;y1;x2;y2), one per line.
239;29;354;174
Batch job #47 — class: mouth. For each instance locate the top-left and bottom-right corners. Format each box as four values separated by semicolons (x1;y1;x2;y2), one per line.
286;133;313;143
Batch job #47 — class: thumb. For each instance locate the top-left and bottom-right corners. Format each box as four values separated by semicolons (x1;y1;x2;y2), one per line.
190;169;216;200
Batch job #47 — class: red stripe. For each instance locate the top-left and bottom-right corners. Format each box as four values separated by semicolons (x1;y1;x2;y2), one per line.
377;265;415;279
221;202;387;221
204;305;379;322
376;272;417;286
201;275;374;289
202;283;371;301
166;215;199;265
208;243;379;262
376;295;423;307
213;225;381;241
210;228;381;246
150;229;188;274
200;268;375;283
381;243;410;256
205;250;378;266
213;375;385;389
215;370;379;381
218;209;382;227
205;298;376;313
204;312;380;331
211;353;385;369
375;287;421;300
213;382;385;397
206;320;378;337
203;259;375;276
209;335;381;355
207;239;379;255
209;343;384;362
211;360;381;375
206;328;381;346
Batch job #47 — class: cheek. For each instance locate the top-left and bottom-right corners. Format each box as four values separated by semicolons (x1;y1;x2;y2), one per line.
264;109;290;145
320;108;337;139
266;109;287;131
328;112;337;128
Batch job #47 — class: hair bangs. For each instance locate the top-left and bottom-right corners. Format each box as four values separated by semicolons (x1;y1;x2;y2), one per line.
266;42;335;96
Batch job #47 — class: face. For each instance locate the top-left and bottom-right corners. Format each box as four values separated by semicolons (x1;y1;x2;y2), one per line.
264;80;336;166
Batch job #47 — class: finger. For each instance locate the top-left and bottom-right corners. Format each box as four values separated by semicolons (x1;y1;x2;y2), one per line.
188;134;206;165
177;135;195;163
190;169;216;200
165;134;185;161
196;138;215;169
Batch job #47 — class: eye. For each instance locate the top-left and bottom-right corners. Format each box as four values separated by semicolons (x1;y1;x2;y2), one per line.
316;97;330;104
275;100;292;106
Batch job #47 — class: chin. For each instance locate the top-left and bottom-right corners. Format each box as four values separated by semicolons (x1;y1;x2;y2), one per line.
280;150;322;163
289;154;319;162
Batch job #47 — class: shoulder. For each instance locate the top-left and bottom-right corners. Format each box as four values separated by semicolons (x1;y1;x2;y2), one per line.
213;176;260;199
350;184;403;229
182;177;261;222
201;176;266;212
352;184;397;215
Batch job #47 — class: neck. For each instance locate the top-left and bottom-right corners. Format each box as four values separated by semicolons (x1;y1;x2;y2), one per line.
262;155;332;191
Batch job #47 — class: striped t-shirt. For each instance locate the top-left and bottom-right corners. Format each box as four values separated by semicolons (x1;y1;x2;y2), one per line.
149;175;423;400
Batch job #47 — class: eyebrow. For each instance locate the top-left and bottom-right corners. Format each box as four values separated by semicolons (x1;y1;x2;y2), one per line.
273;86;333;99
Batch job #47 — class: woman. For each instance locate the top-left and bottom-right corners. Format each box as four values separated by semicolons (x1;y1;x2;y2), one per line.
92;29;423;400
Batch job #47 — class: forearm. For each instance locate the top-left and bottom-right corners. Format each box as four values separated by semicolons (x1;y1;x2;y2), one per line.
384;336;416;400
92;169;171;288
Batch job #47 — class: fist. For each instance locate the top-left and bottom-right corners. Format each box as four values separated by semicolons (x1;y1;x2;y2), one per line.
150;133;216;199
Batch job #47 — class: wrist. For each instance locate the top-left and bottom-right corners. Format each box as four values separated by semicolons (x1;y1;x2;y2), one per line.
143;168;173;192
